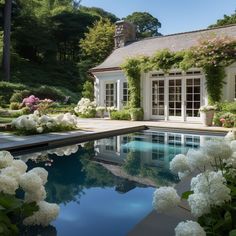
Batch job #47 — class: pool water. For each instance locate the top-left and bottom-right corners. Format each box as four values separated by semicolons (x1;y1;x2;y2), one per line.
15;130;223;236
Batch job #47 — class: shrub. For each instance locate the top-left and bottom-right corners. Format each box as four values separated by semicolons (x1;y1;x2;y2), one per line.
213;112;224;126
214;112;236;128
216;101;236;114
0;82;27;104
74;98;96;118
130;108;144;121
10;90;30;103
9;102;20;110
110;110;131;120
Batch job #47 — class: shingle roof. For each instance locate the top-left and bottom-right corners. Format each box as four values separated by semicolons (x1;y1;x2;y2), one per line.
91;24;236;72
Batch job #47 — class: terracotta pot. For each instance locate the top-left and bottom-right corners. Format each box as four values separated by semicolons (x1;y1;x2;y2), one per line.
200;110;215;126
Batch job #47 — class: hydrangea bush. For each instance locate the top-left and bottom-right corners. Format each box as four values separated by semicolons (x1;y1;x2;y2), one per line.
153;130;236;235
11;111;78;135
74;98;96;118
0;151;59;235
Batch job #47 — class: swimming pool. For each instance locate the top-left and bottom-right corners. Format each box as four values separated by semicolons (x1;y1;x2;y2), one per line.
14;129;223;236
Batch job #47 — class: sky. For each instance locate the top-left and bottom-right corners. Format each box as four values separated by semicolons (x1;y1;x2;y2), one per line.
81;0;236;35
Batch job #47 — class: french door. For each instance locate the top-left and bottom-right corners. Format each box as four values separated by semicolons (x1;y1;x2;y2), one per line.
151;77;202;121
152;80;165;118
168;79;182;120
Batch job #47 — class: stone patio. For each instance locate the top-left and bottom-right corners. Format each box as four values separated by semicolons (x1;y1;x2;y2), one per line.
0;118;230;151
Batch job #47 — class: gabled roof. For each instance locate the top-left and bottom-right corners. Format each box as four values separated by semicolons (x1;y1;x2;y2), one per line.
91;24;236;72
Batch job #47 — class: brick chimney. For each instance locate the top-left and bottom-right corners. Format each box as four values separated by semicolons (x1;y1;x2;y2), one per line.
114;20;136;48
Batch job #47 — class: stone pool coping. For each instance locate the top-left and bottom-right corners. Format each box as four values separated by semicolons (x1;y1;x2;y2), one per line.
0;118;229;152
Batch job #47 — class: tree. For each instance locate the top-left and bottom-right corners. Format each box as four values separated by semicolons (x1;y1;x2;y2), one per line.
82;80;94;100
80;19;115;64
209;10;236;28
125;12;161;39
80;6;119;23
2;0;12;81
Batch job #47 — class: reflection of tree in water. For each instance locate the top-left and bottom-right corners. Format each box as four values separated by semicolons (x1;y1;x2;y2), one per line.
26;142;140;205
123;151;178;186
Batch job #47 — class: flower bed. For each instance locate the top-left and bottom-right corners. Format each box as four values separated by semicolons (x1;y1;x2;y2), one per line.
74;98;96;118
152;131;236;235
0;151;59;235
11;111;79;135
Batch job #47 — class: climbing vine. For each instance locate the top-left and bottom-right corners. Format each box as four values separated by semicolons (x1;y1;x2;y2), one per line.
121;36;236;107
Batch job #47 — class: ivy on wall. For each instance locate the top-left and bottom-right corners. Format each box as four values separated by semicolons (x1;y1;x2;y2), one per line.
121;36;236;107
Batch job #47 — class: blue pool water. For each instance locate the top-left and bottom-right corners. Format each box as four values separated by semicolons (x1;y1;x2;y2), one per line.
15;130;223;236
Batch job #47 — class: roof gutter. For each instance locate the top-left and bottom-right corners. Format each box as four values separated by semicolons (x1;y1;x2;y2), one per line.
89;67;121;73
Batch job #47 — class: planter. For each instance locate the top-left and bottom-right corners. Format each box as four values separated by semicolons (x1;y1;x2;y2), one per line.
130;108;144;121
96;111;104;118
200;110;215;126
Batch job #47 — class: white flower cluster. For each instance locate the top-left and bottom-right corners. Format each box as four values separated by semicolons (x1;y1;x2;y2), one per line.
0;151;59;226
188;171;231;217
175;221;206;236
152;187;180;212
96;106;106;112
199;105;216;112
107;106;117;112
153;133;236;236
74;98;96;116
12;111;78;134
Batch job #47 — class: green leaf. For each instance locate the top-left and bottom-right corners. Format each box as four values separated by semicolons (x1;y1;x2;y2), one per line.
21;202;39;218
181;191;193;200
0;193;22;211
230;229;236;236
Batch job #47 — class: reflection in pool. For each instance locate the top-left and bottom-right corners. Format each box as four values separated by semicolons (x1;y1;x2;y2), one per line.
15;130;223;236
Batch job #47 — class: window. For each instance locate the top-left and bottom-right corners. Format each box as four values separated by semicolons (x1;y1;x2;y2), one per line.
105;83;116;107
123;82;129;105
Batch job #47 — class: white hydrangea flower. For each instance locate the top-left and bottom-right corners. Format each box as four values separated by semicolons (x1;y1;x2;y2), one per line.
153;187;180;212
23;201;60;226
20;172;43;192
11;160;27;174
178;171;190;180
186;149;209;171
0;151;14;169
175;220;206;236
1;166;21;181
188;193;211;217
28;167;48;185
170;154;190;174
24;186;46;203
189;171;231;217
225;131;235;142
230;140;236;152
203;141;233;163
36;127;44;133
0;174;19;195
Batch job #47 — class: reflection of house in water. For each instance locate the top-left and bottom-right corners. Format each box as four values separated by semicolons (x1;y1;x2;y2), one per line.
94;131;210;169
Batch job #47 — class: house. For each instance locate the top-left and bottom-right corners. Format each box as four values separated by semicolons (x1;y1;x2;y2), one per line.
90;21;236;122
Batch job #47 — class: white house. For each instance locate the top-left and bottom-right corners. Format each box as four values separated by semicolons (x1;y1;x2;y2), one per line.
91;21;236;122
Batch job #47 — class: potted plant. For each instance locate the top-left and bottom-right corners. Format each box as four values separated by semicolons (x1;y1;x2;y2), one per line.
96;106;106;118
199;105;216;126
130;108;144;121
107;106;117;118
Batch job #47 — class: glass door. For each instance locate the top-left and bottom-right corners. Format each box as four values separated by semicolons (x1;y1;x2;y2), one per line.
152;80;165;118
168;79;182;119
186;78;201;120
105;83;116;107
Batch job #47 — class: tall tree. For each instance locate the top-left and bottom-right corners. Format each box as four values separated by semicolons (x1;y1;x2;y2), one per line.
125;12;161;39
80;19;115;64
2;0;12;81
209;10;236;28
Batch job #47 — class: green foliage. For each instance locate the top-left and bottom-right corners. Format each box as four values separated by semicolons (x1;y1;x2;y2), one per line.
125;12;161;38
216;101;236;114
10;90;30;103
121;58;141;108
82;81;94;100
9;102;20;110
0;193;38;236
110;110;131;120
209;10;236;28
130;108;144;121
80;6;119;23
80;19;115;64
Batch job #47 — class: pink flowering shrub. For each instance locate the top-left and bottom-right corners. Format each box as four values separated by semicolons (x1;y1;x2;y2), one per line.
21;95;54;113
